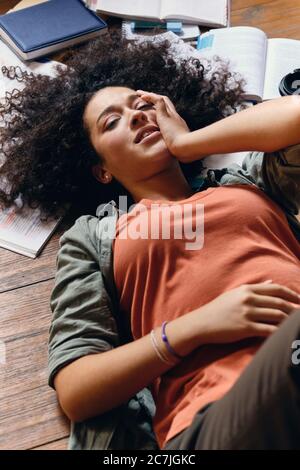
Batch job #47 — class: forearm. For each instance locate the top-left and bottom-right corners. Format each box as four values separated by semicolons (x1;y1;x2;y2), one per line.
178;95;300;161
54;308;206;422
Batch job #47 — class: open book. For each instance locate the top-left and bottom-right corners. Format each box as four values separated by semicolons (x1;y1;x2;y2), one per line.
0;39;64;258
95;0;229;28
197;26;300;102
0;204;62;258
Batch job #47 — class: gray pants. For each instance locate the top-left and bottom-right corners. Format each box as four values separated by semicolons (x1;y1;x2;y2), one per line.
164;309;300;450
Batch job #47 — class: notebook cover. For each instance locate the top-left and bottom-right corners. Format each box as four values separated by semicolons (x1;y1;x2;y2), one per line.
0;0;107;53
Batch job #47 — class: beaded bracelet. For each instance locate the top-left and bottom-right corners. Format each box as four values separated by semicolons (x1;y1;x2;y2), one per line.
150;329;175;365
161;321;184;360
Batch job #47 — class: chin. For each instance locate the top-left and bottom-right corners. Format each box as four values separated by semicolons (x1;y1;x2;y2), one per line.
145;144;172;161
148;152;176;175
148;154;173;170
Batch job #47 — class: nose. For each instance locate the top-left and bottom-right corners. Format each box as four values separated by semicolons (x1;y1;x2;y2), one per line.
130;109;148;127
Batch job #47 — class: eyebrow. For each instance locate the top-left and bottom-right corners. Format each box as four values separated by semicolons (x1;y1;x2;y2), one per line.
96;93;140;125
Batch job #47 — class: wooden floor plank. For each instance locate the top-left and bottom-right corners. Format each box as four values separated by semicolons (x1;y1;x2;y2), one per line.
0;281;69;450
32;437;69;450
0;237;59;294
231;0;300;39
232;0;275;11
0;387;69;450
0;0;19;14
1;329;54;399
0;280;54;341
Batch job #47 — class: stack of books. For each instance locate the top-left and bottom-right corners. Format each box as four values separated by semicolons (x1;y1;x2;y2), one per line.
0;0;107;61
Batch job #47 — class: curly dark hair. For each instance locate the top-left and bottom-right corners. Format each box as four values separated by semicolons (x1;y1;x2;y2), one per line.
0;30;245;220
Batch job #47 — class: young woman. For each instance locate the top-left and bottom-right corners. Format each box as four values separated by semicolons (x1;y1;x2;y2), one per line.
1;32;300;450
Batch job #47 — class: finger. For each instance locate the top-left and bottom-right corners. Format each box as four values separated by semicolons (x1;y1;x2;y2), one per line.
248;322;279;338
247;307;289;324
251;295;296;314
246;283;300;304
136;90;175;114
138;93;169;116
136;90;162;104
158;94;178;114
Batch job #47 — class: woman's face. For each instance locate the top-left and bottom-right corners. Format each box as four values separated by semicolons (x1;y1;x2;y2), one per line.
83;86;174;188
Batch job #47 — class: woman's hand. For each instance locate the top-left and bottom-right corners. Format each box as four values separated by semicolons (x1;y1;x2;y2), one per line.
136;90;191;160
194;281;300;344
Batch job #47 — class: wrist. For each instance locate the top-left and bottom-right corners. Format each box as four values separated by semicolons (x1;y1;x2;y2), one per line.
153;325;181;366
162;308;209;358
170;132;193;162
173;131;207;163
184;307;211;350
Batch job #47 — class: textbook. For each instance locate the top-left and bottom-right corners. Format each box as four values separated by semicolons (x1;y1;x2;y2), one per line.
95;0;229;28
0;204;62;258
0;0;107;61
196;26;300;102
0;40;64;257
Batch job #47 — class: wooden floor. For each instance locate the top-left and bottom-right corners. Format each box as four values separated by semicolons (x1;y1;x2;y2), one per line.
1;0;300;450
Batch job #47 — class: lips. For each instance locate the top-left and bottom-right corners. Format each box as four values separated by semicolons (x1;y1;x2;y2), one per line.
134;125;160;144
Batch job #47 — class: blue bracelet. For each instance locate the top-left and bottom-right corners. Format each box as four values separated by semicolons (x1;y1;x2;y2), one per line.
161;321;184;360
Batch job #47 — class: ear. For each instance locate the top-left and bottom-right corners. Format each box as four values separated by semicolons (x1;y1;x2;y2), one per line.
92;164;113;184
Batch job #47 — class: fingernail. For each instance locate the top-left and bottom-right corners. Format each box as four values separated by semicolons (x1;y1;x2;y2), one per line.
264;280;273;283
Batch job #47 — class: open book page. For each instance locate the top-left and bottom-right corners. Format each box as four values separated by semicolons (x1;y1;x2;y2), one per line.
95;0;161;21
0;40;64;257
161;0;227;26
197;26;268;102
263;38;300;100
0;205;61;258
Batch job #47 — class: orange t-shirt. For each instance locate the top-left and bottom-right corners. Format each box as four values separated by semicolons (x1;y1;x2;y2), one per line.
113;185;300;448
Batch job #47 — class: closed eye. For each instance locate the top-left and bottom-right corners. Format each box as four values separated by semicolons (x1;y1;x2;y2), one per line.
105;119;119;130
138;104;154;110
104;104;154;131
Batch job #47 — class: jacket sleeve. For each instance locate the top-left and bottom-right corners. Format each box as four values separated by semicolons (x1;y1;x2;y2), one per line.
48;215;119;389
220;143;300;215
260;143;300;215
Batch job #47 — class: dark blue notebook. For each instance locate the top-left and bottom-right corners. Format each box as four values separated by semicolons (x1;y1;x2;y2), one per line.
0;0;107;61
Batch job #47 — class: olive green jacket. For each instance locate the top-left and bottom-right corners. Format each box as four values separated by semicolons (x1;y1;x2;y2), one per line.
48;145;300;450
